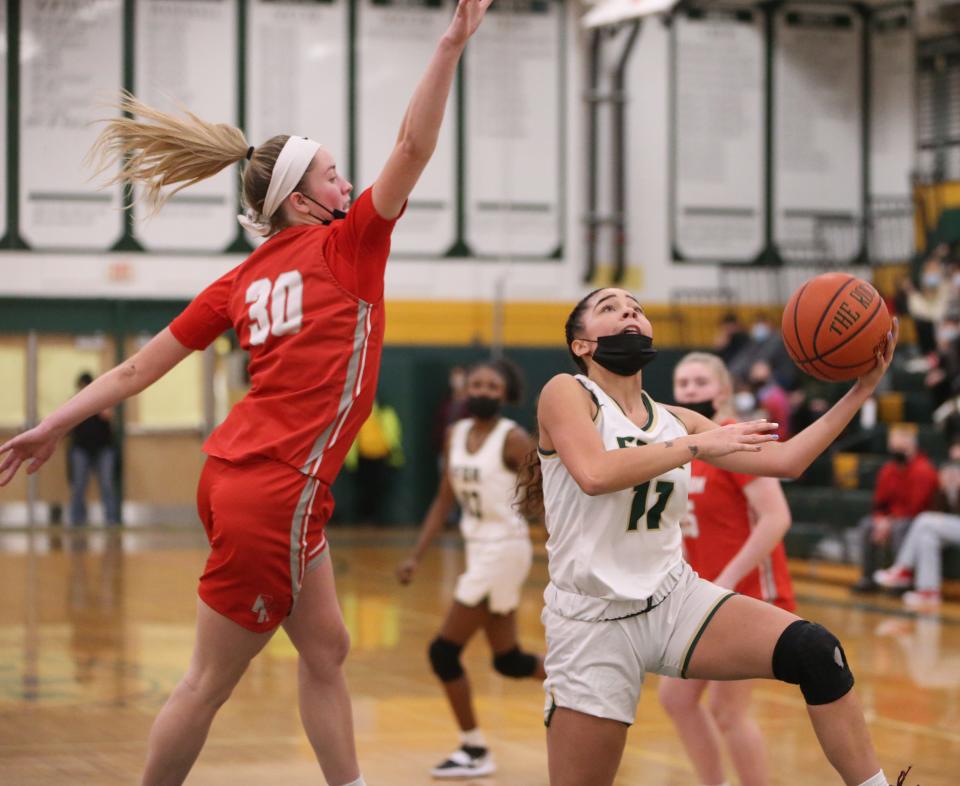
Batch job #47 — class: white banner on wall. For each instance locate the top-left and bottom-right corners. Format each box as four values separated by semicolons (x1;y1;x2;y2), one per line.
357;0;455;256
248;0;348;183
134;0;237;252
672;10;764;262
0;2;7;243
465;0;562;258
774;7;863;264
19;0;123;250
870;12;913;199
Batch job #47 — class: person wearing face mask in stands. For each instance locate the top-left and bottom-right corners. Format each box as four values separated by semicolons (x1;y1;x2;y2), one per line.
396;358;545;780
728;315;797;392
903;255;951;357
746;360;792;442
850;425;939;593
925;313;960;411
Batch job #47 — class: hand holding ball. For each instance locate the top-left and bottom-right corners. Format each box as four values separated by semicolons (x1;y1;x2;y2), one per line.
781;273;892;382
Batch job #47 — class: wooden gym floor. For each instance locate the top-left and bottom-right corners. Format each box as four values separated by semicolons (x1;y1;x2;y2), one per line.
0;527;957;785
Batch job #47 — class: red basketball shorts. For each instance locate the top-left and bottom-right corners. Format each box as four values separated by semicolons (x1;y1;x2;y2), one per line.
196;456;332;632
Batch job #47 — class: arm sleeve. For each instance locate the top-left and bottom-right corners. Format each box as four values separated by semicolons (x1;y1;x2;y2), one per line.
325;187;405;303
169;270;235;351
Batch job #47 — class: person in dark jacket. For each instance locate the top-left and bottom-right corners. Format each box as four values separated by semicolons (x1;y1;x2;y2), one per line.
68;372;119;526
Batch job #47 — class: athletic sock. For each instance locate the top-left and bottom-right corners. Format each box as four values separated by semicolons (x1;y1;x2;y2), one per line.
857;771;888;786
337;777;366;786
460;728;486;748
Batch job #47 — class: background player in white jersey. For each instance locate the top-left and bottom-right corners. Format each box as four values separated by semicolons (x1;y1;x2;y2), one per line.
516;288;912;786
397;359;545;779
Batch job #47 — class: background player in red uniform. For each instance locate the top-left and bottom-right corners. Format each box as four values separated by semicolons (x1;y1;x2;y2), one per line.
0;2;493;784
659;351;794;786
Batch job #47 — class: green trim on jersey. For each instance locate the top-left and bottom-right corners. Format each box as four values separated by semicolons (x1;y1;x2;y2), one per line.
603;387;658;433
668;408;690;434
680;592;736;678
575;377;602;423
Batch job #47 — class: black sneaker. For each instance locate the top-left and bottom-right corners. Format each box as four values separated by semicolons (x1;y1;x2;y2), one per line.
851;577;879;594
430;744;496;779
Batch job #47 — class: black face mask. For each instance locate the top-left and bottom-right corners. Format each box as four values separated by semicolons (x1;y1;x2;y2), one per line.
467;396;501;420
587;333;658;376
299;192;347;225
683;399;717;420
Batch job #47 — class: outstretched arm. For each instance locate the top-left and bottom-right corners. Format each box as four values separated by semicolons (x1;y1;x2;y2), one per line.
685;319;899;479
538;375;777;496
372;0;493;219
0;328;192;484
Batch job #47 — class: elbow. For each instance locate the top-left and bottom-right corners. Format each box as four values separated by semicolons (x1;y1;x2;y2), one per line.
769;454;801;480
577;472;606;497
779;464;802;480
395;137;433;166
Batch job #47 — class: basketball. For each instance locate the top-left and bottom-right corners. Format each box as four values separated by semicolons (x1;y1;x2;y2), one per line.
781;273;892;382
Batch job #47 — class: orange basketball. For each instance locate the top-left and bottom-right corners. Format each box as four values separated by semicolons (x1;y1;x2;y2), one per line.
781;273;891;382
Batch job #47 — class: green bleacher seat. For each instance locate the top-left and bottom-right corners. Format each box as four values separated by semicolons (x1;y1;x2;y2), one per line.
784;486;872;528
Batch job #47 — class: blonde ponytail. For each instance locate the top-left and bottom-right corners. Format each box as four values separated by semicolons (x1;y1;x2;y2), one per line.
87;91;249;214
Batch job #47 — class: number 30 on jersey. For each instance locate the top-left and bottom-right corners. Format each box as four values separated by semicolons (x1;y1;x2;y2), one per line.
245;271;303;346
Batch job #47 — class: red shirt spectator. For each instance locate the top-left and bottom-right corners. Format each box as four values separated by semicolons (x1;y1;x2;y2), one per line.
873;452;939;518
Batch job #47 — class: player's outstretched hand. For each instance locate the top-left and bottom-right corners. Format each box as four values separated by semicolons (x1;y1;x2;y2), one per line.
692;420;779;459
857;316;899;392
0;423;62;486
396;556;419;585
444;0;494;48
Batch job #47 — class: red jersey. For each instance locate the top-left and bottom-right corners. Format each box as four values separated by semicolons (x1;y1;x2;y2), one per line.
683;434;795;610
170;187;402;484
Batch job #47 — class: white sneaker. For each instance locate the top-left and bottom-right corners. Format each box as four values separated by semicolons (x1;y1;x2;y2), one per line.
903;590;941;610
430;745;496;779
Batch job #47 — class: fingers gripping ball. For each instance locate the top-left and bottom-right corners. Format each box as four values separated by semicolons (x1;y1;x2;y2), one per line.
771;620;854;705
781;273;892;382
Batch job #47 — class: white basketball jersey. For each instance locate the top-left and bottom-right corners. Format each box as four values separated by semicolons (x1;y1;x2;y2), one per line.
540;375;690;603
448;417;529;542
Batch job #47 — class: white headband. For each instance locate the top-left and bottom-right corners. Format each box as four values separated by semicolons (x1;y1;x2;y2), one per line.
238;136;321;237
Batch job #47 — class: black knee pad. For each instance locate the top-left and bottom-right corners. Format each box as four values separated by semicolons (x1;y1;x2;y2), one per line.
428;637;464;683
772;620;854;705
492;646;538;679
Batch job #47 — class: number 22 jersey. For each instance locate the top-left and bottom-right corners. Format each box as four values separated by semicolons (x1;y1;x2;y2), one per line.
169;187;402;484
540;375;690;604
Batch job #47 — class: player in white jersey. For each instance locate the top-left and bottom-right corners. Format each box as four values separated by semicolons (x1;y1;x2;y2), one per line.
397;359;545;779
516;288;913;786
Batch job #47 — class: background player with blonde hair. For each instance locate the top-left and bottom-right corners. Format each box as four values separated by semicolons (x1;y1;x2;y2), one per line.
659;351;795;786
0;2;493;784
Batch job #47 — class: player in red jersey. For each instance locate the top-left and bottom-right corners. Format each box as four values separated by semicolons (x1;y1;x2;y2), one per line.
0;3;493;784
659;351;795;786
